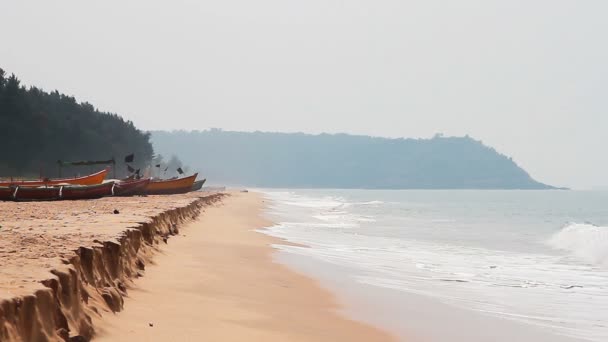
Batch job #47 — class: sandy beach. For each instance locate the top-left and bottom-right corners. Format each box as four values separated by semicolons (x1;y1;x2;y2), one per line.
95;191;395;341
0;192;222;341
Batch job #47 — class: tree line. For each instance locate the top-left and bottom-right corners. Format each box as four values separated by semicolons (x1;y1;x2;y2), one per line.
0;68;153;178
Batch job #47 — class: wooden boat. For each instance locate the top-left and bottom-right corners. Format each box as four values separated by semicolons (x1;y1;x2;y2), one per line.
145;173;198;195
114;178;151;196
13;186;62;201
61;182;115;200
191;179;207;191
4;182;115;201
0;187;16;201
0;168;109;187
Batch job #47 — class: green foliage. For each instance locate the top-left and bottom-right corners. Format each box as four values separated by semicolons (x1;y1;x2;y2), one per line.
0;68;153;177
152;130;555;189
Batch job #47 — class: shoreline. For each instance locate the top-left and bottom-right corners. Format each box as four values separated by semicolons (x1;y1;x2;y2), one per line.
94;191;395;341
259;189;587;342
273;250;583;342
2;188;585;341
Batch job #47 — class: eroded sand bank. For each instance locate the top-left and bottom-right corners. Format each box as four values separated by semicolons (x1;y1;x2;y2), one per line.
96;192;395;341
0;192;223;341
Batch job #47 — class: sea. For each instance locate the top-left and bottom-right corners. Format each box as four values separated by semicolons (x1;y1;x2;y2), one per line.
259;189;608;342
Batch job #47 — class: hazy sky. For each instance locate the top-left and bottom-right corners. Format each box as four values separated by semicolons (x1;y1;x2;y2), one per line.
2;1;606;189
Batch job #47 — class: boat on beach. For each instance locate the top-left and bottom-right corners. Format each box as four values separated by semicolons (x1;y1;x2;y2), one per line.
145;173;198;195
0;187;14;201
12;186;63;201
0;181;116;201
114;178;151;196
192;179;207;191
0;168;109;187
0;170;208;200
61;182;115;200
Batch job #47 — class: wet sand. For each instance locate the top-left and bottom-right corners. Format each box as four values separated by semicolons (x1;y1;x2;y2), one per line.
96;192;395;341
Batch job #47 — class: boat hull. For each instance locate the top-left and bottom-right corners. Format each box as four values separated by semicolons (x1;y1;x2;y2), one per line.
2;182;115;201
0;168;109;187
61;182;115;200
191;179;207;191
13;187;62;201
145;173;198;195
114;178;151;196
0;187;16;201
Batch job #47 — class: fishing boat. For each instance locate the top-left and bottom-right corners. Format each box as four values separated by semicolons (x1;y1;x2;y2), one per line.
145;173;198;195
61;182;115;200
12;186;62;201
0;168;109;187
191;179;207;191
114;178;151;196
4;182;115;201
0;187;16;201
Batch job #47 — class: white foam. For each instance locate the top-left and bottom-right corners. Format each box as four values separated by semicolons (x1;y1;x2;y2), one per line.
354;200;384;205
548;223;608;266
260;189;608;342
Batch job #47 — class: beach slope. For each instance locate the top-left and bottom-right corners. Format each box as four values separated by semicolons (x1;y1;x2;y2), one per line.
96;192;394;341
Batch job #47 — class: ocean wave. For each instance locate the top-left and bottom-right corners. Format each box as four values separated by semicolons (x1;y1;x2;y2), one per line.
262;189;608;341
283;198;344;208
279;221;359;229
355;200;384;205
548;223;608;266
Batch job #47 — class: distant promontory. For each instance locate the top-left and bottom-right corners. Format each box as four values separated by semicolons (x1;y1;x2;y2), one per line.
152;130;556;189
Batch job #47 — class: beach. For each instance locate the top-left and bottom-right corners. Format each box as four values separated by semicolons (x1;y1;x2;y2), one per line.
0;192;221;341
261;189;602;342
95;191;394;341
2;188;603;342
0;191;394;341
7;187;593;342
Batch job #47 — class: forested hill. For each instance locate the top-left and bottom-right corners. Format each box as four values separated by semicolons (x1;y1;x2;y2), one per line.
152;130;555;189
0;68;153;177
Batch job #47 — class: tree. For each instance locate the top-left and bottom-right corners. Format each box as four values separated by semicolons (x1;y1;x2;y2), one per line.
0;68;6;88
0;67;155;178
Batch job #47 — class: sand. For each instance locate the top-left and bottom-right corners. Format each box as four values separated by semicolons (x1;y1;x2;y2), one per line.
0;192;222;341
95;192;395;341
0;193;208;300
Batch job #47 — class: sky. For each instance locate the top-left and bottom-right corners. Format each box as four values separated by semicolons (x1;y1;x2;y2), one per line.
2;0;607;189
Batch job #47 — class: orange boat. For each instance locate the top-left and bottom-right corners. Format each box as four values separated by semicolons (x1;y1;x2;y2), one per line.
0;168;109;187
145;173;198;195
